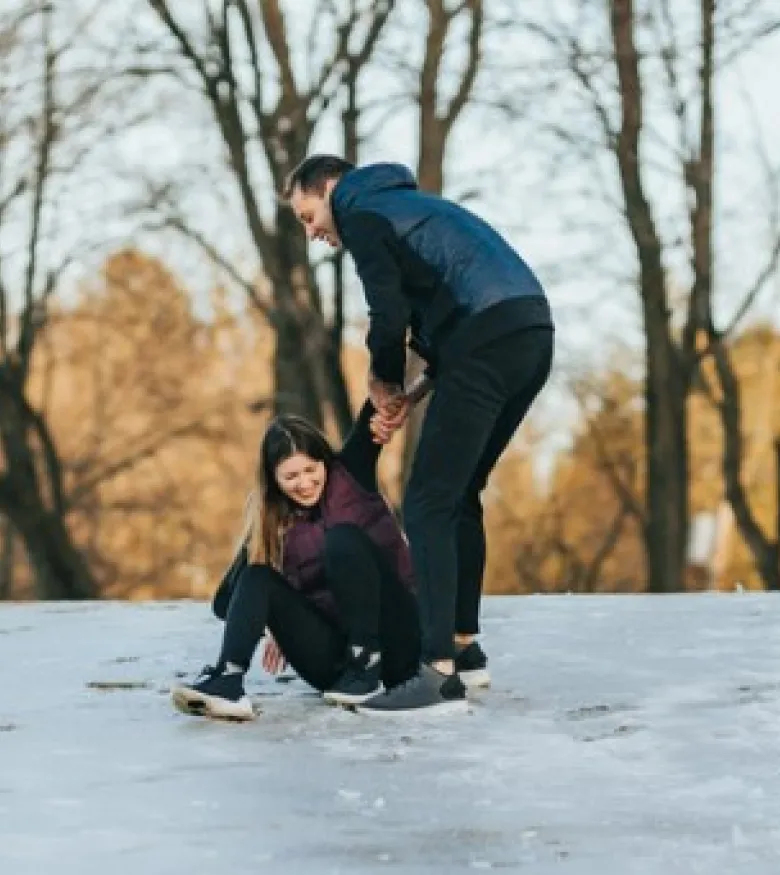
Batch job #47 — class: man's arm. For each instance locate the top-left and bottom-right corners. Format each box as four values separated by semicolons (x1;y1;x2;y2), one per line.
338;210;410;388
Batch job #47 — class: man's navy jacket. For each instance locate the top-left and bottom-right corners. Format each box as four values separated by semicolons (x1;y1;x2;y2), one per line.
331;162;553;385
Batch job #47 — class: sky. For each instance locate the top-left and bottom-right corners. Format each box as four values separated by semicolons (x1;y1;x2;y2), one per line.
2;0;779;464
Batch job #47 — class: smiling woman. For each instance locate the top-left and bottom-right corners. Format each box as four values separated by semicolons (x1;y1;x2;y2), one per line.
275;453;327;507
170;400;438;720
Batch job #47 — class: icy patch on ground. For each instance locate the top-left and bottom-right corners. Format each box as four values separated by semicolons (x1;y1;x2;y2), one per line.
1;594;779;874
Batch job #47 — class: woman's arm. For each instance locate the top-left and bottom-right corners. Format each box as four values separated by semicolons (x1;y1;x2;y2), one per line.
211;545;247;620
337;400;382;492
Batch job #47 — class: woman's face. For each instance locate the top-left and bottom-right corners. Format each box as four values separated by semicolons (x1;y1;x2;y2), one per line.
274;452;327;507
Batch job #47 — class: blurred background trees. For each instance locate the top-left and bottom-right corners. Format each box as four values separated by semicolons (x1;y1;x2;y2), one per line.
1;0;779;600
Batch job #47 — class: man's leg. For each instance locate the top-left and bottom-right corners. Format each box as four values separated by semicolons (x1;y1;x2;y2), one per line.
358;327;553;716
375;549;422;690
455;329;553;636
403;355;509;665
405;326;554;664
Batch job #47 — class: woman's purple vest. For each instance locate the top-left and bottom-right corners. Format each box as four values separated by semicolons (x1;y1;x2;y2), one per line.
281;462;415;618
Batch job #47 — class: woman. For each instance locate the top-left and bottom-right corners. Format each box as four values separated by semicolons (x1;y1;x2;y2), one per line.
171;400;421;721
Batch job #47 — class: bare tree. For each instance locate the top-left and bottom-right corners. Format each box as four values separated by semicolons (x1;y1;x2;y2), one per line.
512;0;780;591
392;0;485;485
141;0;396;435
704;147;780;589
0;4;97;598
0;514;15;599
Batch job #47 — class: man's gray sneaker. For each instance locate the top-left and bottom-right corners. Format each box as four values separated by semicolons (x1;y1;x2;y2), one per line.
356;664;468;716
454;641;491;689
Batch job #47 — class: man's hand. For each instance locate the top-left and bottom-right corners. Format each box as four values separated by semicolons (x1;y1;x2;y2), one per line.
368;375;405;415
370;400;410;444
261;633;286;675
368;372;434;444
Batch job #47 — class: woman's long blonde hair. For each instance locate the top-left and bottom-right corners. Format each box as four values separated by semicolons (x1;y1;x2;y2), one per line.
235;414;335;569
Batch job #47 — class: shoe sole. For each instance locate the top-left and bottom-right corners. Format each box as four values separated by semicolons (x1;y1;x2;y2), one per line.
458;668;491;689
322;686;382;706
171;686;255;722
354;698;470;717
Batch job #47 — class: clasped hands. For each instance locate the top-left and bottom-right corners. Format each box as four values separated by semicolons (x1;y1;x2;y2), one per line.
368;376;411;445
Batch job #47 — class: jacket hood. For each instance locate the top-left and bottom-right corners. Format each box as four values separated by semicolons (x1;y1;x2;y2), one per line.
332;163;417;212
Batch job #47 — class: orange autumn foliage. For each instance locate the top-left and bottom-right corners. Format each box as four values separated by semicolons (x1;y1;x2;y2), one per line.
8;250;780;599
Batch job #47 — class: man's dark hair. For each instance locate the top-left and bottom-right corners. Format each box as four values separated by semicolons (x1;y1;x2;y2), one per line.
283;154;355;200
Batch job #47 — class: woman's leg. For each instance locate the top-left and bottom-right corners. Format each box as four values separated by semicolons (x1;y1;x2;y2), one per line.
323;524;381;652
172;565;348;719
324;524;421;692
220;563;349;691
263;577;349;693
215;564;275;670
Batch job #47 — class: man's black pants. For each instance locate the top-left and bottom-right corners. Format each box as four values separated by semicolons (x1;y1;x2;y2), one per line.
403;325;554;661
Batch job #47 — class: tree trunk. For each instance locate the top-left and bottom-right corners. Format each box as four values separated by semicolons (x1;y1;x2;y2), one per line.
643;323;688;592
273;304;325;423
0;383;97;600
0;515;14;600
774;439;780;592
3;477;96;600
711;338;780;590
611;0;690;592
271;204;354;432
328;253;356;436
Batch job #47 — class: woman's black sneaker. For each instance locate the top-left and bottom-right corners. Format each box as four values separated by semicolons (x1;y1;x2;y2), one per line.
323;650;382;705
171;665;255;721
356;664;468;716
454;641;491;689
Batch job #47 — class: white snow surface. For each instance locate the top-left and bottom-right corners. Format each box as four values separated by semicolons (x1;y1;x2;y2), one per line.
1;594;779;874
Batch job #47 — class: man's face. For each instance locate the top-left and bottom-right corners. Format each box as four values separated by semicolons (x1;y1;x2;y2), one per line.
289;178;340;247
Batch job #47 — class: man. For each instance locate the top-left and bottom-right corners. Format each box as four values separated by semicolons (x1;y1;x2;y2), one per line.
285;156;554;715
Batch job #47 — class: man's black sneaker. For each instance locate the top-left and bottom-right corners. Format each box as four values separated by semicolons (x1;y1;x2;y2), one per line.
454;641;491;689
356;664;468;716
323;649;382;705
171;665;255;721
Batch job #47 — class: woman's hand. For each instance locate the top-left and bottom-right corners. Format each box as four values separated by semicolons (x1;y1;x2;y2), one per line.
370;401;409;444
261;633;286;675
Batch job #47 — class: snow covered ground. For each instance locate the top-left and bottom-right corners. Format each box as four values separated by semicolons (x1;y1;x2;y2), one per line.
1;594;779;874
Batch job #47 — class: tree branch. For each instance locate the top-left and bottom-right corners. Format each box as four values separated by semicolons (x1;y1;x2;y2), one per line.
147;0;275;262
259;0;298;100
163;215;275;322
582;503;630;591
67;401;234;510
147;0;215;85
681;0;716;364
230;0;266;125
443;0;483;133
720;233;780;342
19;6;56;375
